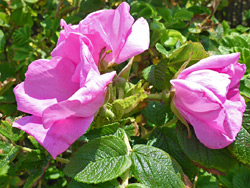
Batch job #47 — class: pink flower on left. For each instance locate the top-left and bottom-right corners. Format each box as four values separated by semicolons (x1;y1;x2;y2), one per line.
13;43;116;159
12;2;150;159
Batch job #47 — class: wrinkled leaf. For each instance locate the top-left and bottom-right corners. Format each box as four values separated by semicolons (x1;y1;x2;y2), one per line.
64;135;131;184
177;122;237;173
131;144;185;188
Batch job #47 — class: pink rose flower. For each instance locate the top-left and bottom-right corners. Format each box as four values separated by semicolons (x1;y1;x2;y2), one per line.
171;53;246;149
13;41;116;159
52;2;150;66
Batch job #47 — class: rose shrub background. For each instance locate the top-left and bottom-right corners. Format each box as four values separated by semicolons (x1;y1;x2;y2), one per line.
1;0;250;187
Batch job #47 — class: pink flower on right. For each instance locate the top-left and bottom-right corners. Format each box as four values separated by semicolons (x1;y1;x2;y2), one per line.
171;52;246;149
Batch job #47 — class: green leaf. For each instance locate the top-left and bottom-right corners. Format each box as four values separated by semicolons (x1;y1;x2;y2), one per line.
236;25;250;33
0;64;15;82
0;12;9;27
168;41;209;68
149;126;197;178
155;43;170;57
174;9;193;21
24;0;38;3
80;0;103;16
176;122;237;173
196;170;219;188
0;89;16;103
218;165;250;188
158;8;171;22
131;145;185;188
220;35;249;49
111;86;147;120
142;101;170;126
22;152;51;188
0;141;19;168
130;1;157;19
232;166;250;188
126;183;149;188
0;30;5;53
0;104;17;116
142;60;173;90
118;57;134;81
240;75;250;98
160;29;186;47
68;179;120;188
228;104;250;165
84;122;120;140
0;120;24;142
64;135;131;184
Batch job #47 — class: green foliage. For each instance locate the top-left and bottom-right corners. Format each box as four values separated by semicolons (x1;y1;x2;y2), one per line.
228;104;250;166
0;120;24;142
0;141;19;168
142;101;170;126
1;0;250;187
176;122;237;173
142;60;173;90
131;145;185;188
149;126;197;178
64;135;131;184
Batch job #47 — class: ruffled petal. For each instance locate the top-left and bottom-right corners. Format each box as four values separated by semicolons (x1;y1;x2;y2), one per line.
14;57;79;116
178;53;241;79
14;82;57;117
171;79;227;133
184;69;231;103
57;19;80;45
42;71;116;129
228;63;246;90
188;115;235;149
12;115;93;159
79;2;136;64
187;96;244;149
171;79;222;113
52;32;93;65
116;17;150;64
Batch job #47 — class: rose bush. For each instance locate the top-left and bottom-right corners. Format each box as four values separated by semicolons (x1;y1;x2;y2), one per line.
171;52;246;149
12;2;150;159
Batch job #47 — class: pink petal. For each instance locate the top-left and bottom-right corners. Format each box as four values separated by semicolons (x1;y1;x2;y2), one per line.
188;115;234;149
42;71;116;129
116;17;150;64
57;19;80;45
14;82;57;117
178;53;241;79
14;57;79;116
82;2;134;56
171;79;227;133
80;2;140;64
171;79;222;113
228;63;246;90
187;96;244;149
13;115;93;159
52;33;93;65
184;69;231;103
71;40;99;84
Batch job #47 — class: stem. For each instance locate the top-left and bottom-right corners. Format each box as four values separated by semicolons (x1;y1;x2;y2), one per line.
103;107;115;120
121;133;132;188
147;93;162;100
18;145;70;164
121;169;130;188
162;117;178;128
124;132;132;155
55;0;64;18
56;156;70;164
19;145;32;152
